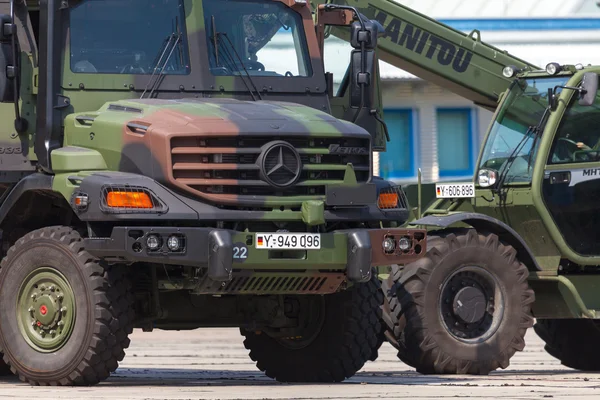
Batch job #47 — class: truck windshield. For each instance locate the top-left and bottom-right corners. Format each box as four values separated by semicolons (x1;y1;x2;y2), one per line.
479;76;569;184
203;0;312;77
69;0;190;75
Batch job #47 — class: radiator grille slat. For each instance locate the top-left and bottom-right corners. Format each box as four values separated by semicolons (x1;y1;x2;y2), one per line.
170;135;370;202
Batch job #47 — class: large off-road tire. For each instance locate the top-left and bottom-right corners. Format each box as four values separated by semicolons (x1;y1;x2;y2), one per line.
241;271;383;382
534;319;600;371
0;226;134;386
383;229;535;375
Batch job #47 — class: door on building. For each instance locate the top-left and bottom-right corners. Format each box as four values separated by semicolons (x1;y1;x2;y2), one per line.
542;80;600;256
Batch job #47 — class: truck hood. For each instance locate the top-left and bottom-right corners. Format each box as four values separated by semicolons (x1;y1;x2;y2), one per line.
103;98;369;137
64;98;372;207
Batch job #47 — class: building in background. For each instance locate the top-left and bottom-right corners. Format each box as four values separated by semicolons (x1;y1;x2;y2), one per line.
321;0;600;183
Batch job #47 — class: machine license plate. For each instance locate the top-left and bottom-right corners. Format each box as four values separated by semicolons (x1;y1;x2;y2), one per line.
255;233;321;250
436;183;475;198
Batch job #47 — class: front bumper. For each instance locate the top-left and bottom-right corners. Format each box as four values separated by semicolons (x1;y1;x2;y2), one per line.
84;226;426;284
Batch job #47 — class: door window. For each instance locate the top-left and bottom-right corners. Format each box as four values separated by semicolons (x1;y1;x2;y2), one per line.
543;78;600;255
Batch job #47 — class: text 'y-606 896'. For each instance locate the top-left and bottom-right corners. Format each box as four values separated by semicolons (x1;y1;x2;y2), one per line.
368;7;473;73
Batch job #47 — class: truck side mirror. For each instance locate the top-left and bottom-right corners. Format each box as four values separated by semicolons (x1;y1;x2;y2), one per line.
350;18;383;50
579;72;598;107
349;49;376;109
349;18;381;109
0;14;15;103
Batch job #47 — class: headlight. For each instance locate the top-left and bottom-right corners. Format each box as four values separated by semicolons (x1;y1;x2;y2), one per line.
167;235;182;251
478;169;498;188
382;237;395;253
546;62;561;75
146;234;161;250
502;65;517;78
398;236;411;251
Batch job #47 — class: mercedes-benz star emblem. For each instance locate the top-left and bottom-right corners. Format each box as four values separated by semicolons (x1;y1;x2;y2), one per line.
258;141;302;188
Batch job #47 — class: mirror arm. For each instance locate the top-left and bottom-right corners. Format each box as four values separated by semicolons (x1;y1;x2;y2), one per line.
9;0;26;133
549;84;587;110
370;109;390;142
555;85;583;92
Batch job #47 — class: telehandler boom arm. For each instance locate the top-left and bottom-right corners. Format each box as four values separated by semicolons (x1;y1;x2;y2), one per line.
313;0;539;110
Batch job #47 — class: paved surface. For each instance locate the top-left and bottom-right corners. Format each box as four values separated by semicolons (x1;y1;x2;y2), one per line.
0;328;598;399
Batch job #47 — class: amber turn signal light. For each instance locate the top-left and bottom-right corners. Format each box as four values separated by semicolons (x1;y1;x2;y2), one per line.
106;191;154;209
377;192;399;209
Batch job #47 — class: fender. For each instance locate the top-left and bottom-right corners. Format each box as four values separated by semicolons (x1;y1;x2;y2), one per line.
412;213;541;271
0;173;54;225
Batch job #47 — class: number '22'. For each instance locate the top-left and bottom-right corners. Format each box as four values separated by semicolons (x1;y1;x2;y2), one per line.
233;244;248;261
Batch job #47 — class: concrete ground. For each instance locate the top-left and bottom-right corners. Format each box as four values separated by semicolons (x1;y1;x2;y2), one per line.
0;328;598;399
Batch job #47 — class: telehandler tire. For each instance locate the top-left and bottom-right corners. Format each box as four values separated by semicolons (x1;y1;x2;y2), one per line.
241;270;383;382
0;357;10;376
382;229;535;374
0;226;134;386
534;319;600;371
381;268;417;366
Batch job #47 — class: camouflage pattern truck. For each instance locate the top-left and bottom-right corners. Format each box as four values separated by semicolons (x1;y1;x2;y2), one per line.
382;62;600;376
0;0;428;386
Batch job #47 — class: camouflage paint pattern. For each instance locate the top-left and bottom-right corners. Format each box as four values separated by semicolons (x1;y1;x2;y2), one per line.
61;97;371;208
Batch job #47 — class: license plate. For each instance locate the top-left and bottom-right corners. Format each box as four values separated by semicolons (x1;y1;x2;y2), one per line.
255;233;321;250
436;183;475;198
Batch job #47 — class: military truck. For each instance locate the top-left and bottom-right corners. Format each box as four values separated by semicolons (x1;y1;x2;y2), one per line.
381;59;600;373
0;0;434;386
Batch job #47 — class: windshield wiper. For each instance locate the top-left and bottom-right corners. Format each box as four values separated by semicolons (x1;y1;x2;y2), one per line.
210;16;262;101
494;106;550;197
140;18;183;99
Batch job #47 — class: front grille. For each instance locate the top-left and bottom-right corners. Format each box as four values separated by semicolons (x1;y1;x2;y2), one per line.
170;135;371;204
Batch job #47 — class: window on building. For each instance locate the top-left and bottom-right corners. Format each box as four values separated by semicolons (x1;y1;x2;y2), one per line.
436;109;474;177
379;109;415;179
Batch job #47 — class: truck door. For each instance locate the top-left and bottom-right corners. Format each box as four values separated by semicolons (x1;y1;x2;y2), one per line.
542;79;600;256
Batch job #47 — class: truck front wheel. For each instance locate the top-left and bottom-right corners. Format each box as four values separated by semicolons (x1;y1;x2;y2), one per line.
0;226;134;386
534;319;600;371
383;229;535;374
241;272;383;382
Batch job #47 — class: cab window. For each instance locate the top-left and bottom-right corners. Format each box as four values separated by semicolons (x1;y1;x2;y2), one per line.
203;0;312;77
549;82;600;164
69;0;190;75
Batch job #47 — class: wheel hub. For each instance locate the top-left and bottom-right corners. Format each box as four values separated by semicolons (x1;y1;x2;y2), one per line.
17;268;76;352
440;268;502;342
452;286;487;323
274;296;325;350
